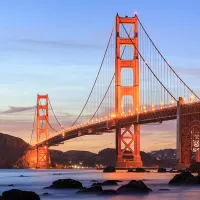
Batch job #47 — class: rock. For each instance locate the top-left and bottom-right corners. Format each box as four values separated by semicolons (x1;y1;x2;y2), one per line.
2;189;40;200
90;180;98;182
19;175;29;177
168;171;200;185
46;178;82;189
91;182;102;186
127;169;134;172
42;192;49;196
103;166;116;173
159;189;170;191
100;190;118;195
117;180;152;194
102;180;118;185
188;162;200;173
77;186;102;194
8;184;14;187
177;169;185;173
0;196;3;200
135;168;146;172
158;168;167;173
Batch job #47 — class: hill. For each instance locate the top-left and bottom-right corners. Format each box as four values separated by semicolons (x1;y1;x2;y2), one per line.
0;132;176;168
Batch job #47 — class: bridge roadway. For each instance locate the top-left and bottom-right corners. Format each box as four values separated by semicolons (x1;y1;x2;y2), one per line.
35;105;178;148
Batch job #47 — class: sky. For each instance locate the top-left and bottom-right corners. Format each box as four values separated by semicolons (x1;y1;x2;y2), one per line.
0;0;200;153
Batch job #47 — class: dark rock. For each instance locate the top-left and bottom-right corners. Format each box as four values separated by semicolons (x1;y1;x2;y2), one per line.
90;180;98;182
177;169;185;173
168;171;200;185
159;189;170;191
103;166;116;173
100;190;118;195
188;162;200;173
77;186;102;194
0;196;3;200
53;173;62;175
158;168;167;173
8;184;14;187
46;178;82;189
135;168;146;172
91;182;102;186
102;180;118;185
117;180;152;194
2;189;40;200
128;169;134;172
19;175;29;177
42;192;49;196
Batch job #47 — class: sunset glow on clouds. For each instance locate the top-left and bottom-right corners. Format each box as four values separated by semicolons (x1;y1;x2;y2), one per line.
0;0;200;153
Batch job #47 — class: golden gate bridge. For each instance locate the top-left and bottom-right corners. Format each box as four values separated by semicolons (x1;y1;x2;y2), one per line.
32;14;200;169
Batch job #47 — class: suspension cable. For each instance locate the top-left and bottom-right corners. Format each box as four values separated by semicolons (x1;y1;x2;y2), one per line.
136;15;200;100
29;104;37;145
48;98;67;131
70;26;114;127
119;18;177;102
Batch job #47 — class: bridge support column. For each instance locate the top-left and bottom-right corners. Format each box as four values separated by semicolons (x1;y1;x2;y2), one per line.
36;94;50;168
116;122;142;168
177;97;200;168
115;14;142;168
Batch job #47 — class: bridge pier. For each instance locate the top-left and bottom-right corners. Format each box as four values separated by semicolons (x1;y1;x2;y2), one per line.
116;122;142;168
177;97;200;168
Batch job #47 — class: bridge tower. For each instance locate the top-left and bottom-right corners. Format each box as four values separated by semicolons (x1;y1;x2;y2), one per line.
115;14;142;168
36;94;49;168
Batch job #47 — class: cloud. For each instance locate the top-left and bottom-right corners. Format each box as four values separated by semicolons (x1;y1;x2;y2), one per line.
17;39;102;50
1;106;35;114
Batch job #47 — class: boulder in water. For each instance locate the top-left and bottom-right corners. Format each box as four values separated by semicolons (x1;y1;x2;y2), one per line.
91;182;102;186
45;178;82;189
2;189;40;200
188;162;200;173
77;186;102;194
168;171;200;185
117;180;152;194
158;168;167;173
100;189;118;195
103;166;116;173
135;168;146;172
102;180;118;185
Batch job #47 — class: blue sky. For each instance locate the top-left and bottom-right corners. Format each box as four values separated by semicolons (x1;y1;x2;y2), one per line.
0;0;200;153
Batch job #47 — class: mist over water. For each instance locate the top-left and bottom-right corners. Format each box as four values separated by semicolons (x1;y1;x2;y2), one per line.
0;169;199;199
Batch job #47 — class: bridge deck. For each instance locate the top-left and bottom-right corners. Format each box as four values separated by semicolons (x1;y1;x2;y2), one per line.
35;106;178;148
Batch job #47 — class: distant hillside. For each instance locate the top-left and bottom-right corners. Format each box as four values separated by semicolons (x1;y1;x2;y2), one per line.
0;132;177;168
0;133;29;168
150;149;176;160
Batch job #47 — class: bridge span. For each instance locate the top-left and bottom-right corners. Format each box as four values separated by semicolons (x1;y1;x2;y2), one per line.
33;14;200;169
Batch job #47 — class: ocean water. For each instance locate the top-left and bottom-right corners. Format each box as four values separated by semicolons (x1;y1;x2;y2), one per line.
0;169;199;200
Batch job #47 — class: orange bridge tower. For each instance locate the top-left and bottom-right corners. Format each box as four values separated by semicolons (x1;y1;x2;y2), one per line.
36;94;49;168
115;14;142;168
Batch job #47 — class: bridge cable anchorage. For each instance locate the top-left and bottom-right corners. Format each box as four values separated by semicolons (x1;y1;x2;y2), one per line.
89;27;133;121
70;26;114;128
48;98;67;131
119;18;177;102
136;15;200;101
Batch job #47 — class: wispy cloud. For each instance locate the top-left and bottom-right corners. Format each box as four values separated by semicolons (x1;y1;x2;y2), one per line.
17;39;102;50
1;106;35;114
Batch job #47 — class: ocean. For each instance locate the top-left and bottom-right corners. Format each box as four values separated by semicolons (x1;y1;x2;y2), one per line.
0;169;199;200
